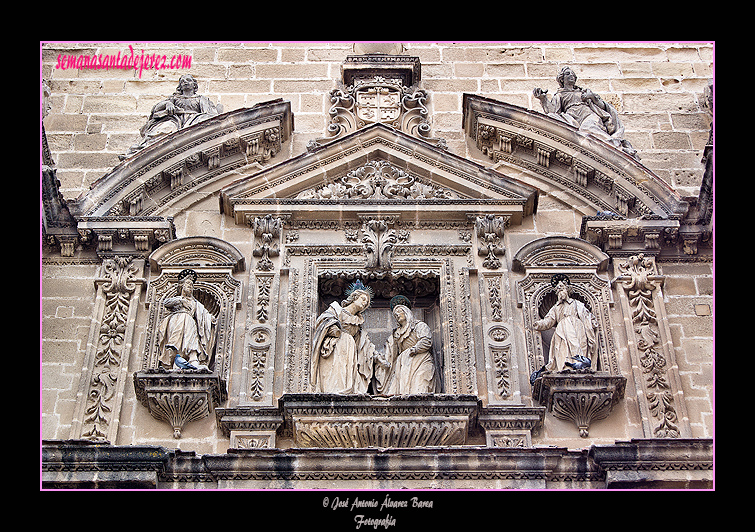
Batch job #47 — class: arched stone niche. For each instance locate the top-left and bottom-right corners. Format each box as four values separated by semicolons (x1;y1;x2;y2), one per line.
513;236;626;438
513;236;616;375
133;236;244;438
142;236;245;377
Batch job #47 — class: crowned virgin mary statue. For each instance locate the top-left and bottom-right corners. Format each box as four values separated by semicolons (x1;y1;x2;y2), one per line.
310;280;377;394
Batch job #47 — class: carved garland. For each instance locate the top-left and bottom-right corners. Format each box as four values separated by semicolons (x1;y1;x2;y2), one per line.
615;254;680;438
74;257;145;441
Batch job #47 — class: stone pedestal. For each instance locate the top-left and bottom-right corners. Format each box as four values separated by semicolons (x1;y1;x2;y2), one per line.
532;371;626;438
133;370;227;439
280;394;480;448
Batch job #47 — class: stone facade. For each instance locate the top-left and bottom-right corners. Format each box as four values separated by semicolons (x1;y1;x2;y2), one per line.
41;42;714;490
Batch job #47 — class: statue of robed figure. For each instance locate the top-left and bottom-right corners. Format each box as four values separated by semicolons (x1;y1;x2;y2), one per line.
374;296;439;395
157;269;216;371
310;280;377;394
121;74;222;159
533;66;638;159
532;274;598;372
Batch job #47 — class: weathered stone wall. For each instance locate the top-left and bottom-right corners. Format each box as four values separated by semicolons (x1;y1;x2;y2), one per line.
42;42;713;201
41;42;714;452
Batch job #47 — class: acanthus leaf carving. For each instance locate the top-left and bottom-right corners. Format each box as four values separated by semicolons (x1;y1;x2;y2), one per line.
615;253;680;438
476;214;507;269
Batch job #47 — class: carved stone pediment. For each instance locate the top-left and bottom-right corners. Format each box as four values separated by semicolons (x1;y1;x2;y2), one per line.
220;123;538;227
462;94;687;220
532;371;626;438
70;100;293;219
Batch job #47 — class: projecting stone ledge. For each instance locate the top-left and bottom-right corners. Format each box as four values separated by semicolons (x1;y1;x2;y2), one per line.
217;394;545;449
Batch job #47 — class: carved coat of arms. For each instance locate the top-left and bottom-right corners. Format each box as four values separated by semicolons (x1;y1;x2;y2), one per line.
356;86;401;126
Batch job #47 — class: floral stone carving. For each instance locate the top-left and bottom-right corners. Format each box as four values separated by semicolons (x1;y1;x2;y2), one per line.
532;371;626;437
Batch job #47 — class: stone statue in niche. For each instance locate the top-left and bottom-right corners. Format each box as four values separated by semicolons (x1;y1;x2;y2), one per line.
157;269;216;371
121;74;223;159
310;280;377;394
531;274;598;374
374;296;439;395
533;66;638;159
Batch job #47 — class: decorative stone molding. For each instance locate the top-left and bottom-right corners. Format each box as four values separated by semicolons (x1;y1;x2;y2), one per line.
589;438;713;488
133;369;227;439
532;371;626;437
477;404;545;447
283;395;476;448
217;394;545;449
612;254;691;438
77;217;176;258
70;100;293;219
70;257;146;442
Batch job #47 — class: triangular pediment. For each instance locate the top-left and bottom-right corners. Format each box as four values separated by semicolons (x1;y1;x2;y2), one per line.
220;123;538;226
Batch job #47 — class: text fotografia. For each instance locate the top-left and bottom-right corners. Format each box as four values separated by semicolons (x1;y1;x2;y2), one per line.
54;45;192;78
323;494;433;530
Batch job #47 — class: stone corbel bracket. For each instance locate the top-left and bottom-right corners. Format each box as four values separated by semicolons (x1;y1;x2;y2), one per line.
77;217;176;258
533;371;626;438
133;369;228;439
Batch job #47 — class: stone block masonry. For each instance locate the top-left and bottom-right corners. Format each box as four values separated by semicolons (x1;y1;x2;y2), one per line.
42;42;713;200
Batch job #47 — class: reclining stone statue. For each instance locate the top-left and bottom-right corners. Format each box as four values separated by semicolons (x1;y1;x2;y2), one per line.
533;66;638;159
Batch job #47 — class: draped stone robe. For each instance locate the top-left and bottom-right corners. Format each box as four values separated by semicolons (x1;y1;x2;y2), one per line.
158;295;215;369
375;307;438;395
310;302;375;394
534;297;598;371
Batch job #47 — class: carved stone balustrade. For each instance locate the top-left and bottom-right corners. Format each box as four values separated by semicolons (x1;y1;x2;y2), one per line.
532;371;626;438
133;369;228;439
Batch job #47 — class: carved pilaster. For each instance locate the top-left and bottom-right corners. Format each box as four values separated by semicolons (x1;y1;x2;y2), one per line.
244;215;283;405
613;254;691;438
70;257;146;442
